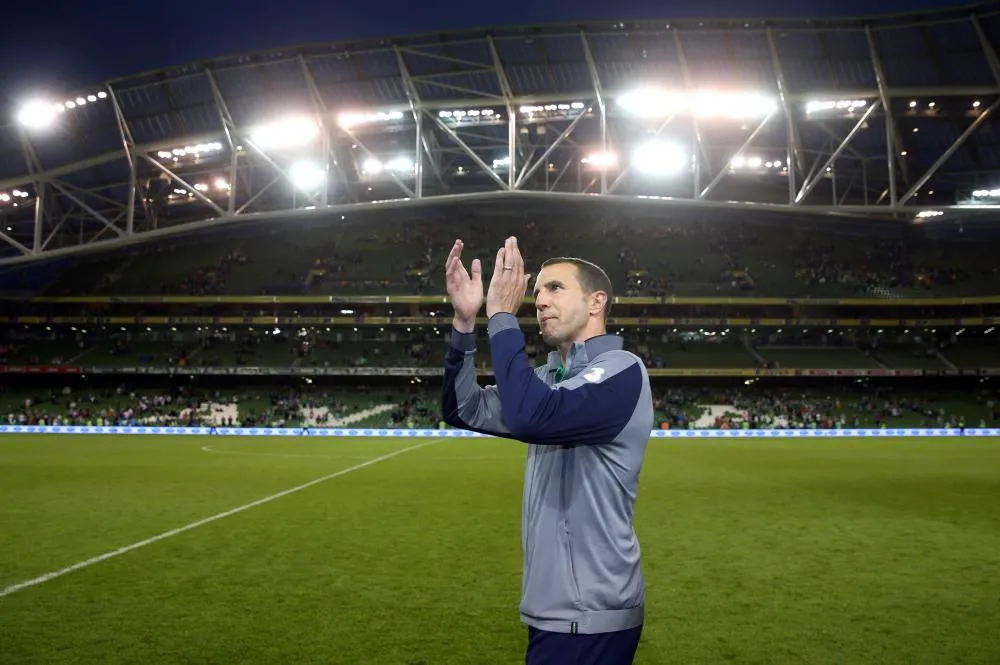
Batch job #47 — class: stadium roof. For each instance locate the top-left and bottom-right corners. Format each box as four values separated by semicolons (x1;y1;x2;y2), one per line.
1;1;999;265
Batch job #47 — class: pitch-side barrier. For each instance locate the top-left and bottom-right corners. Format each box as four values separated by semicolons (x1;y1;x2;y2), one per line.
0;425;997;437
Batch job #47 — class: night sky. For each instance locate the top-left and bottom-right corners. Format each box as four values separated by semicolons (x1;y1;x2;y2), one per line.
0;0;973;114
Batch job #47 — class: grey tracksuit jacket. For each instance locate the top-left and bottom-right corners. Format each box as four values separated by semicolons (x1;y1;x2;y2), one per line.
442;312;653;634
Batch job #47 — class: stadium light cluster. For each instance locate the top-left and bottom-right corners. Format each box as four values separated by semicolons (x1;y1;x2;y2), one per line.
16;91;109;128
438;108;500;122
168;179;231;203
729;156;785;171
0;189;32;206
581;152;618;169
804;99;868;115
971;188;1000;199
914;210;944;220
155;142;225;162
616;89;775;119
362;156;413;176
338;110;404;129
289;161;325;190
519;102;587;119
632;141;689;175
250;117;319;150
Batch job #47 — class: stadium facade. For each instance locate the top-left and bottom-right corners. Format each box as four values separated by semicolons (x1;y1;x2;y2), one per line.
1;2;1000;264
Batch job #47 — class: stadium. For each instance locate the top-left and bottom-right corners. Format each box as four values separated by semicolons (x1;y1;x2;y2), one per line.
1;2;999;663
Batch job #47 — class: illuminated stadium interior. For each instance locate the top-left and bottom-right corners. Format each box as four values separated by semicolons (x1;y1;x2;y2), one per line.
2;5;1000;664
1;1;1000;266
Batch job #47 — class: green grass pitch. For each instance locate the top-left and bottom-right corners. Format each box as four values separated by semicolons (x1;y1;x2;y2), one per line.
1;433;998;664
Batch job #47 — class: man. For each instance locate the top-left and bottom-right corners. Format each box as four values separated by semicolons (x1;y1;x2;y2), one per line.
442;236;653;665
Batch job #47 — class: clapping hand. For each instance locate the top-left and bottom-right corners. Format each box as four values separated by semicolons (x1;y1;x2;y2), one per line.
486;236;532;318
445;239;483;332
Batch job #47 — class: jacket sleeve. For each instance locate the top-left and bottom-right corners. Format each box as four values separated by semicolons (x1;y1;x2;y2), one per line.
486;313;645;446
441;327;511;437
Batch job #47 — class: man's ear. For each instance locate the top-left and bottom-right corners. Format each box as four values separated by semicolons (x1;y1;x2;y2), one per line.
589;291;608;318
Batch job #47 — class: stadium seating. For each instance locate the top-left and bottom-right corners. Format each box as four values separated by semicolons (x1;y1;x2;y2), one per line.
36;216;1000;298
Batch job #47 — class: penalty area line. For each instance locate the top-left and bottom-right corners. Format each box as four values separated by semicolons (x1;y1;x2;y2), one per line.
0;438;442;600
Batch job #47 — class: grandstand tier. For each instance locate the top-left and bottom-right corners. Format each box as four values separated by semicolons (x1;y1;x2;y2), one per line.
2;210;1000;299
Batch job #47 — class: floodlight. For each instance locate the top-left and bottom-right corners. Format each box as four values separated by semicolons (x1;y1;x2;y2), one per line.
16;101;58;129
582;152;618;168
289;161;325;190
384;157;413;173
633;141;689;176
691;92;776;119
250;117;319;150
617;88;683;118
338;110;404;129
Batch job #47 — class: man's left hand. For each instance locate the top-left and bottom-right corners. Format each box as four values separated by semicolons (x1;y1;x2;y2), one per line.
486;236;532;318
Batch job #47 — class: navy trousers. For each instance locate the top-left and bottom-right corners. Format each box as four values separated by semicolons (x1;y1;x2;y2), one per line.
525;625;642;665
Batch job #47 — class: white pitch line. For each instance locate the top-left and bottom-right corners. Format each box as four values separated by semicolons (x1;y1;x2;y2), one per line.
201;445;373;460
201;444;521;462
0;438;442;600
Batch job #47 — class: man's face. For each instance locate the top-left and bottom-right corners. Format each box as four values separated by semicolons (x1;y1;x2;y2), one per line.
533;263;594;347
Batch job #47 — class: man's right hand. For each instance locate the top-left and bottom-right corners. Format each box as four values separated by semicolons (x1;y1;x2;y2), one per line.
445;239;483;333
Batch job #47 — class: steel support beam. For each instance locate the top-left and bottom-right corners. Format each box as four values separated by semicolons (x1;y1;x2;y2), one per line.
486;35;518;189
240;137;327;207
865;26;906;206
514;107;591;189
427;110;510;191
106;84;146;235
300;55;361;202
971;14;1000;85
138;155;227;217
607;114;678;195
0;230;32;256
48;180;126;237
397;46;495;72
4;83;1000;196
204;70;241;214
899;97;1000;205
795;101;880;204
394;46;441;199
766;28;806;205
580;31;608;194
337;129;416;198
236;175;282;215
32;184;45;253
41;213;70;253
674;31;711;198
699;111;777;200
16;129;46;254
813;122;870;163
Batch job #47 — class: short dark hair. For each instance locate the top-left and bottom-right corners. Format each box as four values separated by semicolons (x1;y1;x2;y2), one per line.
540;257;613;321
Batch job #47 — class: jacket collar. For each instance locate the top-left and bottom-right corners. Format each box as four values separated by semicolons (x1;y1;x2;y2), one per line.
547;334;624;374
